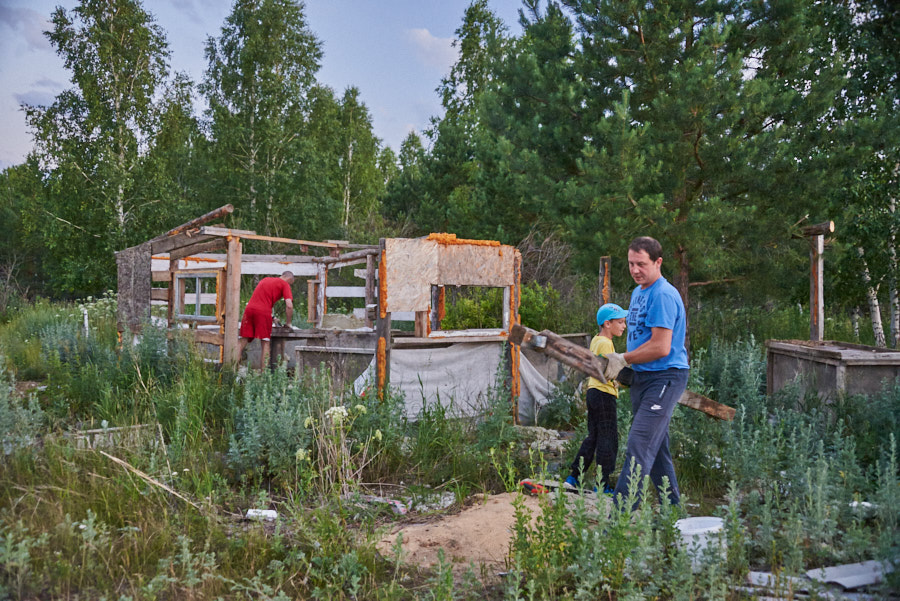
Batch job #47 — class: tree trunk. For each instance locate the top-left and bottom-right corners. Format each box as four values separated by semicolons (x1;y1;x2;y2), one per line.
888;196;898;347
851;306;860;340
343;140;353;229
858;246;886;347
673;243;690;355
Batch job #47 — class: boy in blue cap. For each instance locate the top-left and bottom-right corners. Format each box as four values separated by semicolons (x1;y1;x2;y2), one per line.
565;302;628;494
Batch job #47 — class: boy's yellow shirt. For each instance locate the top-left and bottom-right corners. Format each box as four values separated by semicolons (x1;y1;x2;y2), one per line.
587;334;619;397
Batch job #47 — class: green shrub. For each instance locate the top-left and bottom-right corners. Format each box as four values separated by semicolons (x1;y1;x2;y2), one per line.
0;360;45;456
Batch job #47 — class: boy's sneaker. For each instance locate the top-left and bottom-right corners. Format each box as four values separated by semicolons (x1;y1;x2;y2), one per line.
564;475;579;489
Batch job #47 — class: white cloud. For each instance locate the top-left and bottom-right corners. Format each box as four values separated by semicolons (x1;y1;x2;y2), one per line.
0;5;51;51
406;28;458;73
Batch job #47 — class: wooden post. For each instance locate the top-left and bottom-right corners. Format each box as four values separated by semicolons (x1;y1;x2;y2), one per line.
414;311;429;337
307;279;318;324
316;264;327;329
223;236;242;365
599;256;611;304
365;254;376;328
801;221;834;342
810;234;824;341
509;250;523;424
431;285;443;332
375;239;391;400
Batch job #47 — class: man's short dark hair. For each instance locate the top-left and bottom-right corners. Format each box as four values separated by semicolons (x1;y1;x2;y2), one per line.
628;237;663;262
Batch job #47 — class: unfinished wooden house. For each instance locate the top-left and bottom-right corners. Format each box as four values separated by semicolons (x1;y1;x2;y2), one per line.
116;206;561;422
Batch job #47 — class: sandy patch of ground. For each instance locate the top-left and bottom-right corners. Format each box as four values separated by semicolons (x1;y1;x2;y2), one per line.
377;490;611;581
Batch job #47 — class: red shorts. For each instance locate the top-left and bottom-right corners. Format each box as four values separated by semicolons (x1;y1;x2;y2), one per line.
239;308;273;340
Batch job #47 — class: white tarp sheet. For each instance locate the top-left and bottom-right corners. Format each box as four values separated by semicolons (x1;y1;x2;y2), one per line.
353;341;555;424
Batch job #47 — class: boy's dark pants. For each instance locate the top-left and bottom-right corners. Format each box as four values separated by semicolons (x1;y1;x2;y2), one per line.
613;368;689;507
569;388;618;488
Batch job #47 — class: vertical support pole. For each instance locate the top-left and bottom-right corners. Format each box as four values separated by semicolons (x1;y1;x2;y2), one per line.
430;285;443;332
223;236;242;365
316;264;327;329
364;253;376;328
307;279;318;324
375;239;391;400
801;221;832;342
599;256;611;305
414;311;429;337
810;234;824;342
509;250;522;424
166;256;177;327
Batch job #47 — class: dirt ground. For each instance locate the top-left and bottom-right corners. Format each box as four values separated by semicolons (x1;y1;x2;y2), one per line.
376;490;611;582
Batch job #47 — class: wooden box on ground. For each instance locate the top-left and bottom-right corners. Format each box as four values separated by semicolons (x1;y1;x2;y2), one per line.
766;339;900;399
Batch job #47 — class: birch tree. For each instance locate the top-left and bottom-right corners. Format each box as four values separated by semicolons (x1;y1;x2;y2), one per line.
23;0;170;294
201;0;322;237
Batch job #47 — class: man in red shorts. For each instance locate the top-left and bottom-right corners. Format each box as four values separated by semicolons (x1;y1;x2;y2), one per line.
237;271;294;370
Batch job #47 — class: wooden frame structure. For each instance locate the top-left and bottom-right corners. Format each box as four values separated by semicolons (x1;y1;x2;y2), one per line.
117;211;525;413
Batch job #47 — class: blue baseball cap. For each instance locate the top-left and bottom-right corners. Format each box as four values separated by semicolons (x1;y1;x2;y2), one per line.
596;303;628;326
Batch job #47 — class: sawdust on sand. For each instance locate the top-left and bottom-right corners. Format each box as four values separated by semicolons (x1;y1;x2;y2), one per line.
377;493;541;580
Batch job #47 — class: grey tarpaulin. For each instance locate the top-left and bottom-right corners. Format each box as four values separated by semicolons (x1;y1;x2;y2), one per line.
353;341;555;424
115;242;152;334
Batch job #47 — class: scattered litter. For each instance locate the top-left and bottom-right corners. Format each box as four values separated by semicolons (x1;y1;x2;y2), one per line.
346;494;408;515
807;560;893;590
245;509;277;521
849;501;877;516
675;517;726;571
747;571;810;593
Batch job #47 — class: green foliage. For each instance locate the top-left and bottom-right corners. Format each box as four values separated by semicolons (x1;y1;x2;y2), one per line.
227;365;325;484
535;377;584;431
22;0;172;295
0;361;45;457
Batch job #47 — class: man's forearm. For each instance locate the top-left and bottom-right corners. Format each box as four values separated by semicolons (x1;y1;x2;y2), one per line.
624;328;672;365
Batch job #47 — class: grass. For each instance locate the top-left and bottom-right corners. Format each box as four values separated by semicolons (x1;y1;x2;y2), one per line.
0;296;898;599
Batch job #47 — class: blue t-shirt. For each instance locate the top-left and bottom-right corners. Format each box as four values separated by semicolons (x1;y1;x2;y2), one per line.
626;276;689;371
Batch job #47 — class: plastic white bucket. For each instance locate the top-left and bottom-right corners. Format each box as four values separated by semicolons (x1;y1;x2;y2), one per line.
675;517;726;571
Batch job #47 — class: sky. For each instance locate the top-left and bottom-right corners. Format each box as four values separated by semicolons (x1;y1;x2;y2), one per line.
0;0;526;170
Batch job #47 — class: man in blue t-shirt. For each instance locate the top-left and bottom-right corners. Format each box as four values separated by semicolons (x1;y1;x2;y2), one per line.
603;236;689;507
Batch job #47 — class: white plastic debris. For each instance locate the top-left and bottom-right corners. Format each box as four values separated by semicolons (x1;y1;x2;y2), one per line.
245;509;277;521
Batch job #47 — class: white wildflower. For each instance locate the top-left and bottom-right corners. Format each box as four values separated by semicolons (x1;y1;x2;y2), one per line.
324;405;349;426
354;404;367;415
374;429;382;442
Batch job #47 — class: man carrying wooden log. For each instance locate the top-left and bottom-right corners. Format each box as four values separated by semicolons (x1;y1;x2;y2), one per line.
237;271;295;370
604;236;689;508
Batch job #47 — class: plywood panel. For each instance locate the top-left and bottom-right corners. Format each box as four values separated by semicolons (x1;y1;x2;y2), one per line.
385;238;439;313
438;244;516;286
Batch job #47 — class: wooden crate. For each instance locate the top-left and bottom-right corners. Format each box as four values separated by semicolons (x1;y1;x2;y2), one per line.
766;339;900;398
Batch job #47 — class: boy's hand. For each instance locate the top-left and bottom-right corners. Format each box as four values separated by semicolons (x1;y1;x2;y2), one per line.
604;352;628;380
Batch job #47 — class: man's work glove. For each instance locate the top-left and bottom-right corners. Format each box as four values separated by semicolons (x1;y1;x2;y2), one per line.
604;352;629;381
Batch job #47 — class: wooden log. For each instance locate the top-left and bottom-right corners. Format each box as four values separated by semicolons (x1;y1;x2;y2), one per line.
223;237;242;365
169;238;228;262
211;231;341;249
197;226;257;238
801;221;835;237
155;204;234;239
193;329;225;346
679;391;736;421
317;247;381;264
151;231;214;255
510;324;735;420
